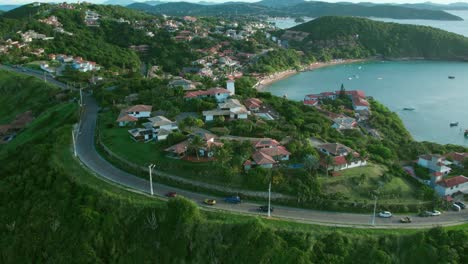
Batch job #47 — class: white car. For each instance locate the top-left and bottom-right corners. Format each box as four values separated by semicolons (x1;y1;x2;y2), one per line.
378;211;393;218
426;210;441;216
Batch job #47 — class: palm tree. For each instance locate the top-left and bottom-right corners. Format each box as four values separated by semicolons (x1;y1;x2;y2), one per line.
189;135;204;160
325;155;335;177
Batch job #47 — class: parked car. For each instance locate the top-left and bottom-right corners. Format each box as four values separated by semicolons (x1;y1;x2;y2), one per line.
425;210;441;216
454;201;466;209
165;192;177;198
259;205;273;213
378;211;392;218
400;217;412;223
452;204;461;212
224;196;241;204
204;199;216;206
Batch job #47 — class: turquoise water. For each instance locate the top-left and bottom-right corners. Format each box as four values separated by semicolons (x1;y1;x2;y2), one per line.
271;10;468;37
265;60;468;146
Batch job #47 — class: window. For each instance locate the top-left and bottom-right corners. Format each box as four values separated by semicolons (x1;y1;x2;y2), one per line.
136;111;140;114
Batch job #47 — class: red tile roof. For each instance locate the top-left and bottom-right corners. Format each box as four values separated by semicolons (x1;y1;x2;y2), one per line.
244;98;263;109
446;152;468;162
165;140;189;154
184;88;230;98
259;146;291;157
126;105;152;112
438;175;468;188
252;138;280;149
334;156;347;165
252;151;276;165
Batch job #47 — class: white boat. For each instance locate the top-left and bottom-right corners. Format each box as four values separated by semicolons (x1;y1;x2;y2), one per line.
377;77;383;80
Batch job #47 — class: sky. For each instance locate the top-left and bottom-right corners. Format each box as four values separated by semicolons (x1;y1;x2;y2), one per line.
1;0;468;6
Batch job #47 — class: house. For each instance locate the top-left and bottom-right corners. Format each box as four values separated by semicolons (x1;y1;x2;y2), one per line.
184;88;230;102
116;111;138;127
317;143;367;172
244;138;290;170
446;152;468;167
116;105;152;126
202;99;250;121
128;128;153;142
244;98;263;112
72;57;100;72
303;90;370;111
144;116;178;141
434;175;468;196
417;154;452;175
123;105;152;118
165;129;223;159
331;117;358;130
168;77;196;91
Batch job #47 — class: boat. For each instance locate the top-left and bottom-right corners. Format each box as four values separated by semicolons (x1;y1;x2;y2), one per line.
450;122;459;127
403;107;415;111
448;76;455;79
465;129;468;137
377;77;383;80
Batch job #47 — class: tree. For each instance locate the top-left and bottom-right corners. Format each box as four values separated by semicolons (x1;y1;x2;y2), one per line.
303;154;319;176
339;83;346;99
324;155;335;176
189;135;204;160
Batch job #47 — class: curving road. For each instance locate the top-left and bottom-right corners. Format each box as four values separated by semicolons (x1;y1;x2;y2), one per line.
3;65;467;228
75;94;468;228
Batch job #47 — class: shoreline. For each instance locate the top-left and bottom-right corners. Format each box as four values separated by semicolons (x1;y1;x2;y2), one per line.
254;58;368;91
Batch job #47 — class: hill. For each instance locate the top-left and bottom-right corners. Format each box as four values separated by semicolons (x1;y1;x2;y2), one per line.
0;5;20;11
285;16;468;60
128;1;463;20
1;70;467;263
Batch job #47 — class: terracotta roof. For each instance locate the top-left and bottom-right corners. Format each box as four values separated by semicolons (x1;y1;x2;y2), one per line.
0;124;11;134
334;156;347;165
244;98;263;109
184;88;230;98
259;146;290;157
165;140;189;154
253;138;280;149
446;152;468;162
318;143;353;156
243;160;252;166
126;105;152;113
432;172;443;177
437;176;468;188
10;111;34;129
116;111;138;122
252;151;276;165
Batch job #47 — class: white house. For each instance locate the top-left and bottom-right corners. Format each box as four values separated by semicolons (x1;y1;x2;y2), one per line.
184;88;230;103
144;116;178;141
128;128;153;142
318;143;367;172
331;117;357;130
434;175;468;196
417;154;452;175
202;99;250;121
125;105;152;118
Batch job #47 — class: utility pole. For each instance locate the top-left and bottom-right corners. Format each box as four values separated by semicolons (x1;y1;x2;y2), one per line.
72;129;77;157
268;181;272;218
372;196;378;226
79;87;83;107
148;164;155;195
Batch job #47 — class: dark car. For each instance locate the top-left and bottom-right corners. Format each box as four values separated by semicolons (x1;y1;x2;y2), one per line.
259;205;273;213
224;196;241;204
165;192;177;198
400;217;412;223
455;201;466;209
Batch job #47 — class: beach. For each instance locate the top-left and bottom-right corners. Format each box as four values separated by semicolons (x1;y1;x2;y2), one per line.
254;58;368;91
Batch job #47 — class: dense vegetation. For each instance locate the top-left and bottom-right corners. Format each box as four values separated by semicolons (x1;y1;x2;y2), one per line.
288;16;468;60
1;71;467;263
128;1;462;20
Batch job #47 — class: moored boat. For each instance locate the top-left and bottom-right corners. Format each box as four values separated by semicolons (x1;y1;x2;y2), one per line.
450;122;459;127
465;129;468;137
403;107;415;111
448;76;455;79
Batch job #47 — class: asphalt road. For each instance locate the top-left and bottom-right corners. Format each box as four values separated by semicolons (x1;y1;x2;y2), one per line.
0;64;71;90
3;65;467;228
75;94;468;228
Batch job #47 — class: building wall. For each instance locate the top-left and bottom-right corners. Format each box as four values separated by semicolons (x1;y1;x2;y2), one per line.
129;111;151;118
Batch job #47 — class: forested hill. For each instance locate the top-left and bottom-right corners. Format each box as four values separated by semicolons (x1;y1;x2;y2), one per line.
285;16;468;61
127;1;463;21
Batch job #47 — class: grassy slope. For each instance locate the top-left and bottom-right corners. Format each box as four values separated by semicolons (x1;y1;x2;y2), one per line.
0;70;467;263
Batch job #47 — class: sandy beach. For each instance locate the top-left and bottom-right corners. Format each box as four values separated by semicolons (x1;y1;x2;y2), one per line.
254;58;368;91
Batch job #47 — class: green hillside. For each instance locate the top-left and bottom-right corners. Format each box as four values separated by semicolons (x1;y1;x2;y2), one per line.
287;16;468;60
128;1;463;20
0;70;467;263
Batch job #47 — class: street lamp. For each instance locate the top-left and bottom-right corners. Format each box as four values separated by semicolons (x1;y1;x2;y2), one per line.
371;195;378;226
268;181;272;218
148;164;156;196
